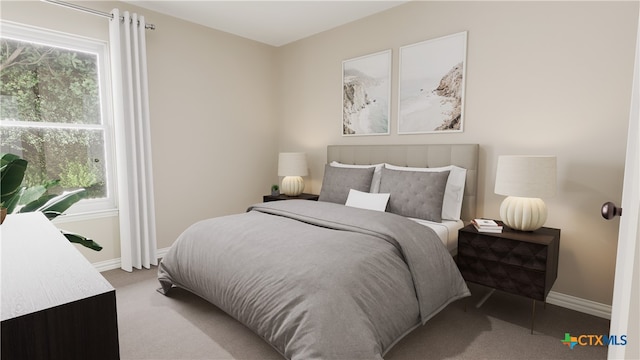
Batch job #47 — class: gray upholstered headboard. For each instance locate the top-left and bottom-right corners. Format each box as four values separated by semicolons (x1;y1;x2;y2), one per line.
327;144;479;221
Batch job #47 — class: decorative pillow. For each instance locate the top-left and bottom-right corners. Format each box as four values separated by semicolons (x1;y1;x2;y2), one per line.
379;167;450;222
384;164;467;221
318;165;375;204
345;189;390;212
330;161;384;193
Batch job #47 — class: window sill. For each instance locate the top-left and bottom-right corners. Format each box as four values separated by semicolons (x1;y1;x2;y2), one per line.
52;208;118;224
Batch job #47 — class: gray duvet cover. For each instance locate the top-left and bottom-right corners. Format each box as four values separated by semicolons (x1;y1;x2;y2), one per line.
158;200;469;359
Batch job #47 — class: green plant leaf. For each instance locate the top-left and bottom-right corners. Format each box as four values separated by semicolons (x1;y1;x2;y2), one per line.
4;187;25;213
42;210;64;220
18;180;60;206
19;194;57;214
19;185;48;206
61;230;103;251
1;154;28;206
0;153;21;167
32;189;86;220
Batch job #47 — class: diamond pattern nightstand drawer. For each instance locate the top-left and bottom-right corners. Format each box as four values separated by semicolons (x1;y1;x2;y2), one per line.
457;236;548;271
457;256;547;300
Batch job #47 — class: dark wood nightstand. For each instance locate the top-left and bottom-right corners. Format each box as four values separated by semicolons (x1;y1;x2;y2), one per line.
263;193;319;202
456;222;560;333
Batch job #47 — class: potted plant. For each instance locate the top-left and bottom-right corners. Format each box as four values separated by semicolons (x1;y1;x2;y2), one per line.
271;184;280;197
0;153;102;251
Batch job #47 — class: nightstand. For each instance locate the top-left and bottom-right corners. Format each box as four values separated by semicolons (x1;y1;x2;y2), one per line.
456;223;560;333
263;193;319;202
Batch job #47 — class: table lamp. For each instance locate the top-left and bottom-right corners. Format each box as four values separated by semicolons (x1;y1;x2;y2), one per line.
278;152;308;196
494;155;557;231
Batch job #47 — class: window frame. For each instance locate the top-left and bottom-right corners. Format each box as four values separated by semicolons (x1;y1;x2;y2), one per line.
0;21;118;220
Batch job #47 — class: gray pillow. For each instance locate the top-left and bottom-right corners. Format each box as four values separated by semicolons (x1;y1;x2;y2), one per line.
379;167;450;222
318;165;375;204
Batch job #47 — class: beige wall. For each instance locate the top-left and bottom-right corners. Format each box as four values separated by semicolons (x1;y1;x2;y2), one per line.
277;1;639;305
2;1;638;306
0;1;280;263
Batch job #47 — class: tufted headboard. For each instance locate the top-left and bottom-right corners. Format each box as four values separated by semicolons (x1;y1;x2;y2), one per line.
327;144;479;221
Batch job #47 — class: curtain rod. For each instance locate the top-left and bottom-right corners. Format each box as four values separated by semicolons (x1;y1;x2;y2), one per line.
41;0;156;30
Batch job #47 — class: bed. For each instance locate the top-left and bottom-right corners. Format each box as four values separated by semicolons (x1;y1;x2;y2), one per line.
158;144;479;360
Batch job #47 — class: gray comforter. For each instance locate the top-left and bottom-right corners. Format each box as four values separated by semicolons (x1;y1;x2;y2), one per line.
158;200;469;359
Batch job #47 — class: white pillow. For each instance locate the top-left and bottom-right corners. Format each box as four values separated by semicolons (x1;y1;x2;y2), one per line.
330;161;384;193
383;164;467;221
345;189;390;212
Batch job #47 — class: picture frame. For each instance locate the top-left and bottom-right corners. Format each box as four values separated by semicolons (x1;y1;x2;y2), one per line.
342;49;391;136
398;32;467;134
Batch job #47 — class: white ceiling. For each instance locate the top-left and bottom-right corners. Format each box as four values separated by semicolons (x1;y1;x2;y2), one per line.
123;1;408;47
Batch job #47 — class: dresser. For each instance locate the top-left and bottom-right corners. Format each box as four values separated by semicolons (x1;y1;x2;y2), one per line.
1;212;120;359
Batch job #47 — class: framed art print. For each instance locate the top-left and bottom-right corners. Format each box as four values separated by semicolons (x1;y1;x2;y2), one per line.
398;32;467;134
342;49;391;136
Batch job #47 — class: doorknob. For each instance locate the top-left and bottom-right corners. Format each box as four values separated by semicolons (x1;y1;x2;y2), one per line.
601;201;623;220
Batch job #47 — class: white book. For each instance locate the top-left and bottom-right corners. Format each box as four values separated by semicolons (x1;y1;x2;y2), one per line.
473;225;503;233
472;219;502;229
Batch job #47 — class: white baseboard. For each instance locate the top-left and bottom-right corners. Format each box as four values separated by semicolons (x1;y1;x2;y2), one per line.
547;291;611;319
93;247;171;272
93;257;122;272
93;251;612;320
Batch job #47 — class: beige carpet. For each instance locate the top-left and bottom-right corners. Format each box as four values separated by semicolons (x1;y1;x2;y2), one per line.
103;266;610;360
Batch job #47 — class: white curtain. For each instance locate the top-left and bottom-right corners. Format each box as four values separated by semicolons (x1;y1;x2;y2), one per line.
109;9;157;272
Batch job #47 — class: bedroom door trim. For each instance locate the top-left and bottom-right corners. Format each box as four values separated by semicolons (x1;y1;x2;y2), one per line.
608;7;640;359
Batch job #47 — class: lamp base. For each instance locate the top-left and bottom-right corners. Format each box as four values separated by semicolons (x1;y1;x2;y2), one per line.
281;176;304;196
499;196;547;231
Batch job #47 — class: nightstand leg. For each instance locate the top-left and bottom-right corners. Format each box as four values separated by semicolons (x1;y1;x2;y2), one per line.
476;288;495;308
531;300;536;335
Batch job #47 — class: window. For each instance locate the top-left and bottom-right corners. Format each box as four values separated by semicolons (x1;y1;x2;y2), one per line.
0;22;116;216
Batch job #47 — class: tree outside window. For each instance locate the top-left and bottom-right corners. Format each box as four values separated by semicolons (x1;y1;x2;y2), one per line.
1;23;115;214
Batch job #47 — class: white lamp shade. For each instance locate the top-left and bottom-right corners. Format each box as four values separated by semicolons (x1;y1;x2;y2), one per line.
495;155;557;231
278;152;308;177
494;156;557;198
